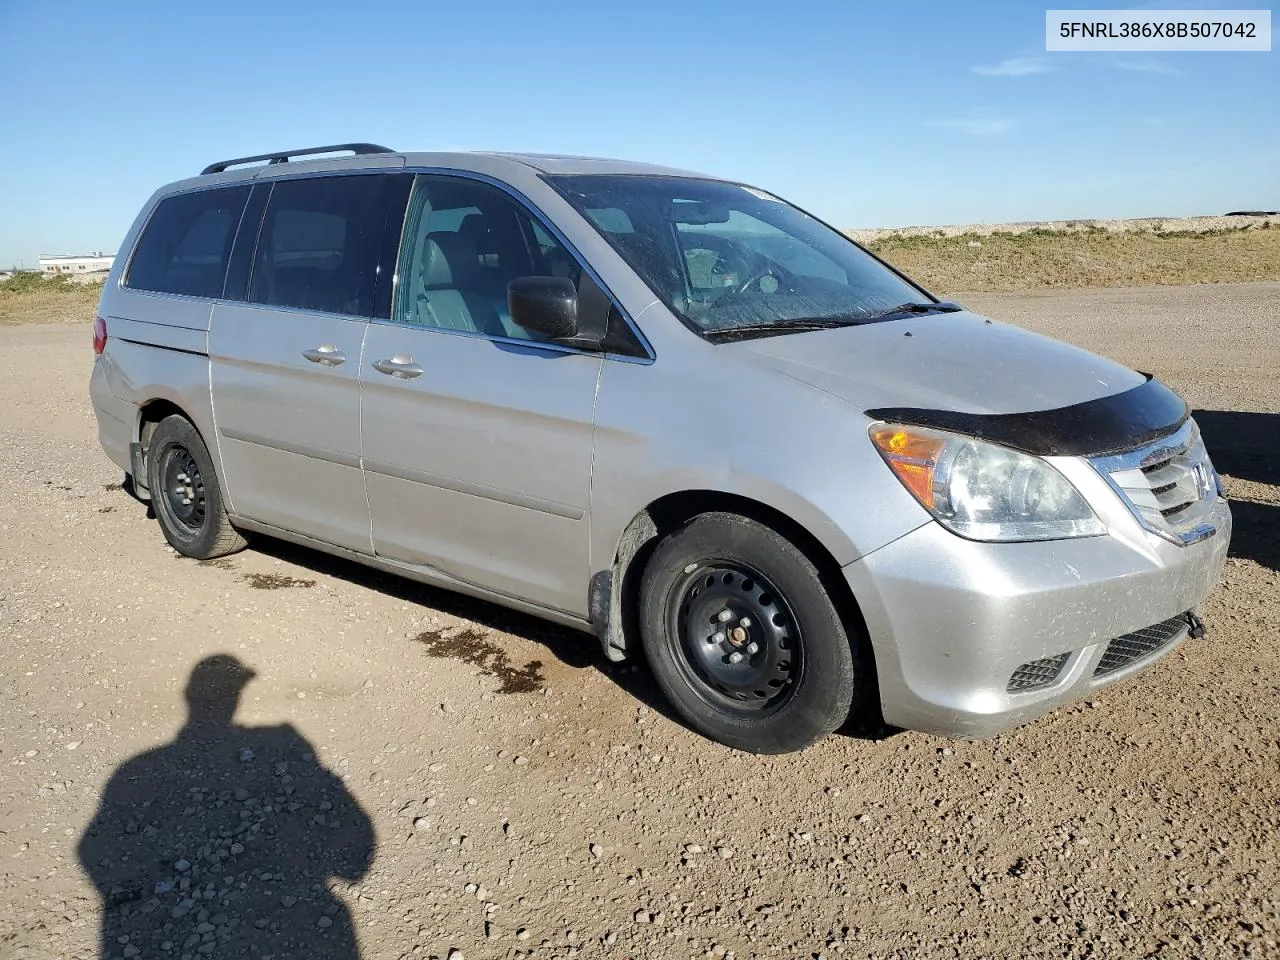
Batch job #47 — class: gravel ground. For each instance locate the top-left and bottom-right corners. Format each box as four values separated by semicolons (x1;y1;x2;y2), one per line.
1;283;1277;960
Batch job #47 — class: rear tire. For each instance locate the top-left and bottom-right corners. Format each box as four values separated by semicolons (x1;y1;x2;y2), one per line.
638;512;857;753
146;415;247;560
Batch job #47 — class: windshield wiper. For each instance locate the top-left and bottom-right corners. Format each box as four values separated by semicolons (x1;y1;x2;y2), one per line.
708;301;964;343
706;317;862;343
864;300;963;321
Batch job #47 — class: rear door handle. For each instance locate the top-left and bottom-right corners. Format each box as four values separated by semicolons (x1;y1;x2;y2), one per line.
372;355;424;379
302;344;345;366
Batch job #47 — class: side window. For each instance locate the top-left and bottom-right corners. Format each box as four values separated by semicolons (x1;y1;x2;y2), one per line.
125;186;251;298
393;176;581;340
248;175;392;318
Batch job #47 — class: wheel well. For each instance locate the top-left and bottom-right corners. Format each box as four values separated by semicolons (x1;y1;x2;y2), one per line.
137;399;188;445
642;491;845;580
132;400;195;498
608;491;876;703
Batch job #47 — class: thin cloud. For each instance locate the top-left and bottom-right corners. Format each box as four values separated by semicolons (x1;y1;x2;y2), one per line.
926;115;1016;136
1114;58;1180;75
971;57;1055;77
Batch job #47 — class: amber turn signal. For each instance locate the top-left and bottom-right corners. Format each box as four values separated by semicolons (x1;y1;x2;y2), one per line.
870;425;947;509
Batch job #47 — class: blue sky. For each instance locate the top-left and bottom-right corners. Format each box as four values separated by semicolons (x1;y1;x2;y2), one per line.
0;0;1275;266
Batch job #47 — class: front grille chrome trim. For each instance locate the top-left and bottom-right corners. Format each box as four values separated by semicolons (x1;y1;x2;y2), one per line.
1090;419;1222;546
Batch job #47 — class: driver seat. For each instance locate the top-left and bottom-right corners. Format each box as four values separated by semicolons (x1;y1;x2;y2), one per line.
413;233;505;336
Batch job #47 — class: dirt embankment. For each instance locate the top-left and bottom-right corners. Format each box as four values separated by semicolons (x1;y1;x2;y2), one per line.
858;216;1280;293
0;274;105;326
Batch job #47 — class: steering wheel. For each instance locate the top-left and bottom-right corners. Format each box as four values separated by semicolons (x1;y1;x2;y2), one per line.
734;267;780;295
682;234;788;301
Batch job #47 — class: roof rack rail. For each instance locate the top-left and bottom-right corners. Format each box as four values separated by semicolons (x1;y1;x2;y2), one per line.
200;143;395;177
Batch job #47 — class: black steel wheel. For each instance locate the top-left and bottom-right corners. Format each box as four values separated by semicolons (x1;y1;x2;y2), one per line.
667;562;801;717
146;415;248;560
159;445;207;535
639;512;859;754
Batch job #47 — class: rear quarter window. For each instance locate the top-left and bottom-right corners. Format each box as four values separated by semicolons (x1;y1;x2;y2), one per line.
125;186;251;298
247;175;394;318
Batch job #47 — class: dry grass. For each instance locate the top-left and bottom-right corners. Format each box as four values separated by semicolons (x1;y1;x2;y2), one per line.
0;274;103;325
864;225;1280;294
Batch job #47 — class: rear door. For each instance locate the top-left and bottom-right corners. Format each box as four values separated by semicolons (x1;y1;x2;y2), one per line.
359;174;602;615
209;172;409;551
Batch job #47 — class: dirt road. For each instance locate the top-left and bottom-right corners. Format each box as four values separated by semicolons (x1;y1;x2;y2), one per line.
2;283;1277;960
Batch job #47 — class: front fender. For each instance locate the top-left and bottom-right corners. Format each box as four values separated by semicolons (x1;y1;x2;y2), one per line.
588;338;930;593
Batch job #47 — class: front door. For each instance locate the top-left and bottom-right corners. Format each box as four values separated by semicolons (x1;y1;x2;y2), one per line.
210;172;406;552
360;174;601;615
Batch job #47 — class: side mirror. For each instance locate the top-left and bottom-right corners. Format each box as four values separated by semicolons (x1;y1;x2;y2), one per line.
508;276;579;340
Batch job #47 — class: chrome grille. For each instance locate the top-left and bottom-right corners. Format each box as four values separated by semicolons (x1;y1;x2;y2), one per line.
1007;652;1070;692
1093;616;1187;676
1091;419;1221;545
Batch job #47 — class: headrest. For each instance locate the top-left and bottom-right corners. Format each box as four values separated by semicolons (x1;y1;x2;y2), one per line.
456;213;487;245
419;232;480;289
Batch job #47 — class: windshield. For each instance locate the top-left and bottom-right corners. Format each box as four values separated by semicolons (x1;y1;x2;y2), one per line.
547;175;930;337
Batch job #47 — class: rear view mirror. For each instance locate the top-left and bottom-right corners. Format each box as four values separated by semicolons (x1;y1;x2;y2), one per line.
671;201;732;225
508;276;579;340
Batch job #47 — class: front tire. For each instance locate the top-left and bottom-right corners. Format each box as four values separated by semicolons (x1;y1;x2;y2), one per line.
638;512;858;753
146;415;247;560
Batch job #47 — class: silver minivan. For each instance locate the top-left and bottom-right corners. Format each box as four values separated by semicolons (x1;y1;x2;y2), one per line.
90;143;1231;753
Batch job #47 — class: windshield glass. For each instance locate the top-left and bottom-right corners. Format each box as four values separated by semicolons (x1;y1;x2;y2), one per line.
548;175;929;337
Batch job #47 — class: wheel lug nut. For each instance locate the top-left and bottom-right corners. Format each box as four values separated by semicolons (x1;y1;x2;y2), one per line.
728;651;744;664
739;616;752;628
746;642;759;655
710;631;726;645
716;609;735;623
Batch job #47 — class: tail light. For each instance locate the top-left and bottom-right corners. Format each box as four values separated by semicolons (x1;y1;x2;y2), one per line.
93;316;107;355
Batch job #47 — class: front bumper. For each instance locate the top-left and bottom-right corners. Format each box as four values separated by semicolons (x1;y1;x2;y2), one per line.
844;497;1231;738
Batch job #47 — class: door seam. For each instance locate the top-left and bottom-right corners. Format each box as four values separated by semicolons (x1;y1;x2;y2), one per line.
358;320;375;556
585;358;606;575
205;302;239;515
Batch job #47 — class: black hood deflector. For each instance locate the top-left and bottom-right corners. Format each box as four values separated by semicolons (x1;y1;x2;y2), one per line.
867;374;1189;457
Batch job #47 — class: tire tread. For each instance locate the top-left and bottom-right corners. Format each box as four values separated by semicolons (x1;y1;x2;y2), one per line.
147;415;247;560
638;511;858;753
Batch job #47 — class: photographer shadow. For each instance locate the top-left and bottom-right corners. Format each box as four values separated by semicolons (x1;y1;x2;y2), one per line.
77;655;372;959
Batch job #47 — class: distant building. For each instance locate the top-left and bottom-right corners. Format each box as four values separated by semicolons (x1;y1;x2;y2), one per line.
39;252;115;275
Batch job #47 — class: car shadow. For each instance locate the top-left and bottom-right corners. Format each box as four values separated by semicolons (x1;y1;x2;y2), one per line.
245;536;688;726
1194;409;1280;571
77;655;373;959
1217;497;1280;572
1193;410;1280;486
242;536;888;742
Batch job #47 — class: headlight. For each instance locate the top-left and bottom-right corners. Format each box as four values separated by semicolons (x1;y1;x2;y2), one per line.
870;423;1106;542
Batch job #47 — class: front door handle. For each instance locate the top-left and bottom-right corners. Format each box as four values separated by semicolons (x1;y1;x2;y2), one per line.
372;355;424;379
302;344;345;366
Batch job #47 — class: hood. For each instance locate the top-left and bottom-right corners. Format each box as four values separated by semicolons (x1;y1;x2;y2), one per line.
725;311;1146;416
